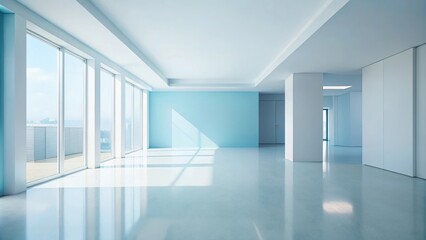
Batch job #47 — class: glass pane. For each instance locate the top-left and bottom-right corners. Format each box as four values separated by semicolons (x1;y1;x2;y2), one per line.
64;52;85;172
100;69;114;161
26;34;59;183
125;84;133;152
133;89;142;150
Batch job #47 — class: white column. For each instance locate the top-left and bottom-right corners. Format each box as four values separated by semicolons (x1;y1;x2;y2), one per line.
3;14;26;195
87;59;101;168
115;74;126;158
142;90;149;149
285;73;323;162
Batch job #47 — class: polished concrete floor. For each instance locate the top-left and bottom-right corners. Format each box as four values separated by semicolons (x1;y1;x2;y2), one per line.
1;144;426;240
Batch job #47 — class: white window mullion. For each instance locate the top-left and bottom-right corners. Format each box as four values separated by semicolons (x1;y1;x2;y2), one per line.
58;48;65;174
83;59;88;167
112;72;116;158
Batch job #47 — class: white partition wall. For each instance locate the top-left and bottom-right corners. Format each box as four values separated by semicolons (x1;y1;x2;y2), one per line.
285;73;323;162
362;49;415;177
383;49;414;176
417;44;426;179
362;61;384;168
333;92;362;147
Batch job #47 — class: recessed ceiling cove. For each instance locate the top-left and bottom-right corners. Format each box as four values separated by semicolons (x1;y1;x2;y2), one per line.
87;0;349;88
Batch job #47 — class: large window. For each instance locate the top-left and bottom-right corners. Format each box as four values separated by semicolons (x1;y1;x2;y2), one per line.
125;84;133;152
64;52;86;172
26;33;87;184
100;69;115;161
26;34;59;182
133;89;142;149
125;82;143;153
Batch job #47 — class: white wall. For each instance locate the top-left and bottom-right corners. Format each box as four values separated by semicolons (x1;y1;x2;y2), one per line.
323;96;333;107
362;48;415;176
285;73;323;162
335;93;350;145
362;61;384;168
330;92;362;147
350;92;362;146
416;44;426;179
383;49;414;176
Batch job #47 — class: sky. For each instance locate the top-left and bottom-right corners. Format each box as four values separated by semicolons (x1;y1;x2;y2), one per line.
27;34;59;124
27;34;114;130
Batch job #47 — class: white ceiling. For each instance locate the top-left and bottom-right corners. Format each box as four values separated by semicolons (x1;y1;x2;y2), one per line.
88;0;334;83
263;0;426;92
323;73;362;96
271;0;426;77
16;0;168;88
12;0;426;93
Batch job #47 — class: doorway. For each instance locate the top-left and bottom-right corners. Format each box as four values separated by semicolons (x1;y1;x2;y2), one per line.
259;99;285;144
323;109;329;141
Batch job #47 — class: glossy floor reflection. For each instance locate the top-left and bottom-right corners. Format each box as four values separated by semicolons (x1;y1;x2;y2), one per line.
1;144;426;240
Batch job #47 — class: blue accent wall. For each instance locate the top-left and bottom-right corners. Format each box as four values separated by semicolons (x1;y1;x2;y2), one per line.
149;92;259;148
0;14;4;196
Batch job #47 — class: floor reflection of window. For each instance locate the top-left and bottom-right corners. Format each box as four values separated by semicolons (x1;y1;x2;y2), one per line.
64;189;85;238
100;188;115;239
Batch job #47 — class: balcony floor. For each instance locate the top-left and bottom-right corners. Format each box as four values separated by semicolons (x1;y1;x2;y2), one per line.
26;152;113;183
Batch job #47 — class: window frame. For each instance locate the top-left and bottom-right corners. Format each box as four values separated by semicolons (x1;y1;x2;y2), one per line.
26;31;88;186
125;81;144;154
62;49;88;173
